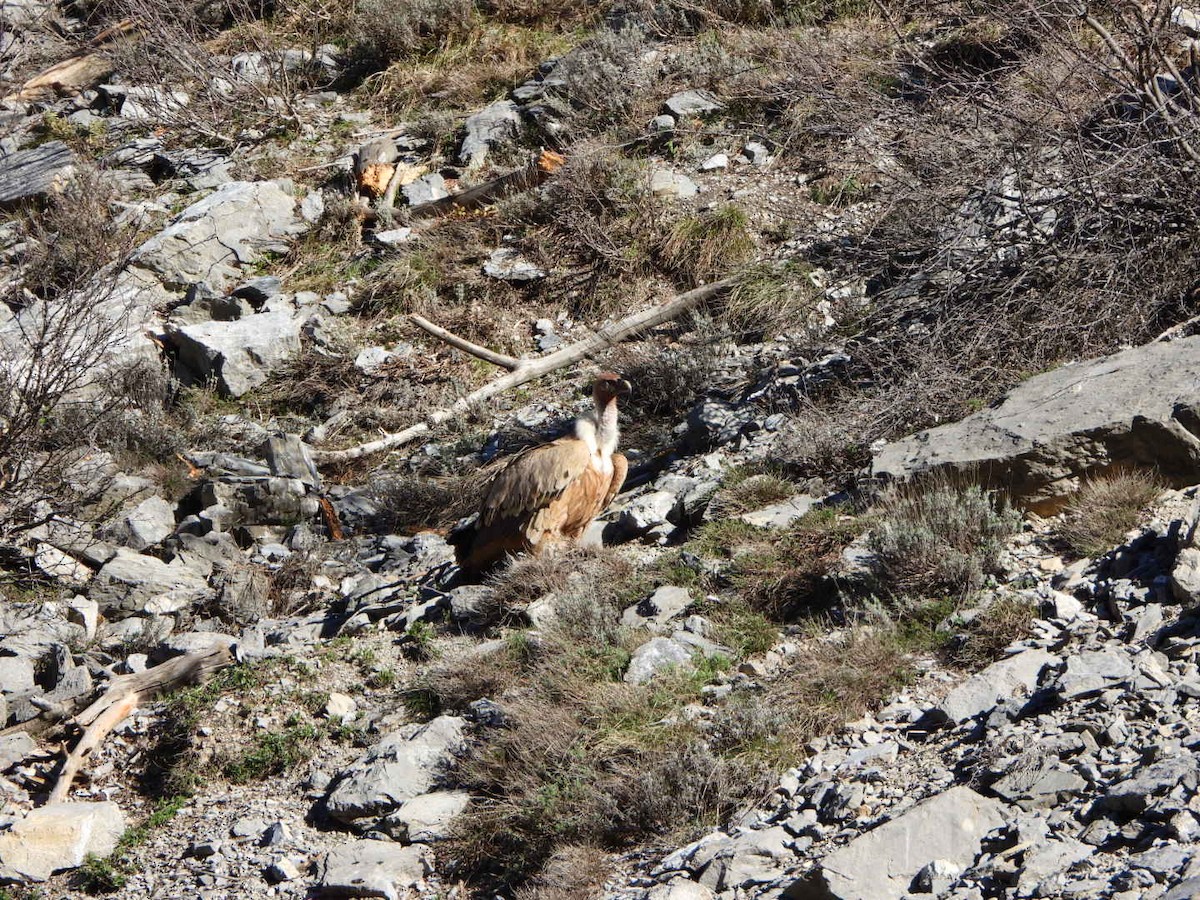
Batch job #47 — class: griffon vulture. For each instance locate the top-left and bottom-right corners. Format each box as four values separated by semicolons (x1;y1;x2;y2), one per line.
451;373;631;576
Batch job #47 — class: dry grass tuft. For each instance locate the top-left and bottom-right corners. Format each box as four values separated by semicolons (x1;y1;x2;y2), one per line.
867;480;1020;600
659;205;756;287
693;508;863;619
944;593;1037;670
708;466;799;518
1057;470;1164;559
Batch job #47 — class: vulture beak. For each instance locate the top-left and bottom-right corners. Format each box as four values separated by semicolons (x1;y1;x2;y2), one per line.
616;378;632;397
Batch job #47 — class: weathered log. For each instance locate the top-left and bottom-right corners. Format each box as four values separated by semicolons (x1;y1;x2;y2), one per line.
46;644;234;803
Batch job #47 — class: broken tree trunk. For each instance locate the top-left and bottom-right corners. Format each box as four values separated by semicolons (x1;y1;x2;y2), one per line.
46;644;234;803
309;276;740;465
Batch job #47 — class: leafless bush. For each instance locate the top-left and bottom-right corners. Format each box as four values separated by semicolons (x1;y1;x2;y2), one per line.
94;0;314;147
550;26;654;131
348;0;475;70
0;176;150;541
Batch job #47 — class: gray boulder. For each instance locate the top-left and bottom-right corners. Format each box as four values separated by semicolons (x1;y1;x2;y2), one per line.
1054;647;1134;700
739;495;819;529
625;636;694;684
1100;755;1200;814
381;790;470;842
0;802;125;882
872;337;1200;509
1172;546;1200;603
663;89;724;118
622;586;694;631
168;310;303;397
89;547;212;617
402;174;449;206
931;649;1057;724
794;786;1006;900
131;180;306;290
318;841;430;899
107;495;176;550
0;142;76;209
459;100;522;167
325;716;467;822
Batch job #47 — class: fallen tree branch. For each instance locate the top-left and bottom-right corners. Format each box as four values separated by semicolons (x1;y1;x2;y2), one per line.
310;277;740;464
46;644;234;803
406;148;565;219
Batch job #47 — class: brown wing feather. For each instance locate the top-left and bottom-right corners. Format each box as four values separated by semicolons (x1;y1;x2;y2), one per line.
601;452;628;512
479;438;593;526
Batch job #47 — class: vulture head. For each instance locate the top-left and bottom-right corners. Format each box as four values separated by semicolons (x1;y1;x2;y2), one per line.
592;372;632;406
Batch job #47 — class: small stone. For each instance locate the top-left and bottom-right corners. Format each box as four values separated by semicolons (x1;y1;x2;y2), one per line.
650;169;699;200
232;816;267;838
266;857;300;883
324;692;358;723
625;637;694;685
742;140;771;166
483;248;545;282
260;821;290;847
663;89;724;118
700;153;729;171
402;174;449;207
649;114;676;132
374;227;413;246
0;802;125;881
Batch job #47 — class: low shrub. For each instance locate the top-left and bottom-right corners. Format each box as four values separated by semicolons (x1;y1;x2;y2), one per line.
867;481;1020;600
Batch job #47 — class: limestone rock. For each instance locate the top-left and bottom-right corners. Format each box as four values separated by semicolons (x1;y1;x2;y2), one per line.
459;100;522;167
325;716;467;822
663;89;724;118
168;310;303;397
739;495;819;529
131;180;306;290
651;169;699;200
797;786;1006;900
931;649;1057;724
0;141;76;209
0;802;125;882
383;790;470;842
625;636;694;684
318;840;430;899
107;495;176;550
872;337;1200;509
89;547;212;617
622;586;694;631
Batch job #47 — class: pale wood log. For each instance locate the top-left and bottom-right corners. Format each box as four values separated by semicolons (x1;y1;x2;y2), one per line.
45;645;234;803
310;277;738;465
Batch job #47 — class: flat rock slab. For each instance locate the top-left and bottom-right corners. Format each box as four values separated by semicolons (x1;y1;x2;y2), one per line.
795;786;1006;900
0;141;76;208
1055;647;1134;700
384;790;470;842
325;716;467;822
1100;755;1200;814
131;180;305;290
625;636;695;684
871;336;1200;509
89;546;211;617
739;494;818;528
167;309;303;397
0;802;125;882
318;840;430;900
932;649;1058;723
622;586;694;631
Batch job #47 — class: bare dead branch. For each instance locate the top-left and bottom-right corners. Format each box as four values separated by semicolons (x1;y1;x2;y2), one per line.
309;277;739;464
46;644;234;803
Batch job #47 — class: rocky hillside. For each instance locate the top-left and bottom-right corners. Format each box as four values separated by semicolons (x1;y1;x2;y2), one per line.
5;0;1200;898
